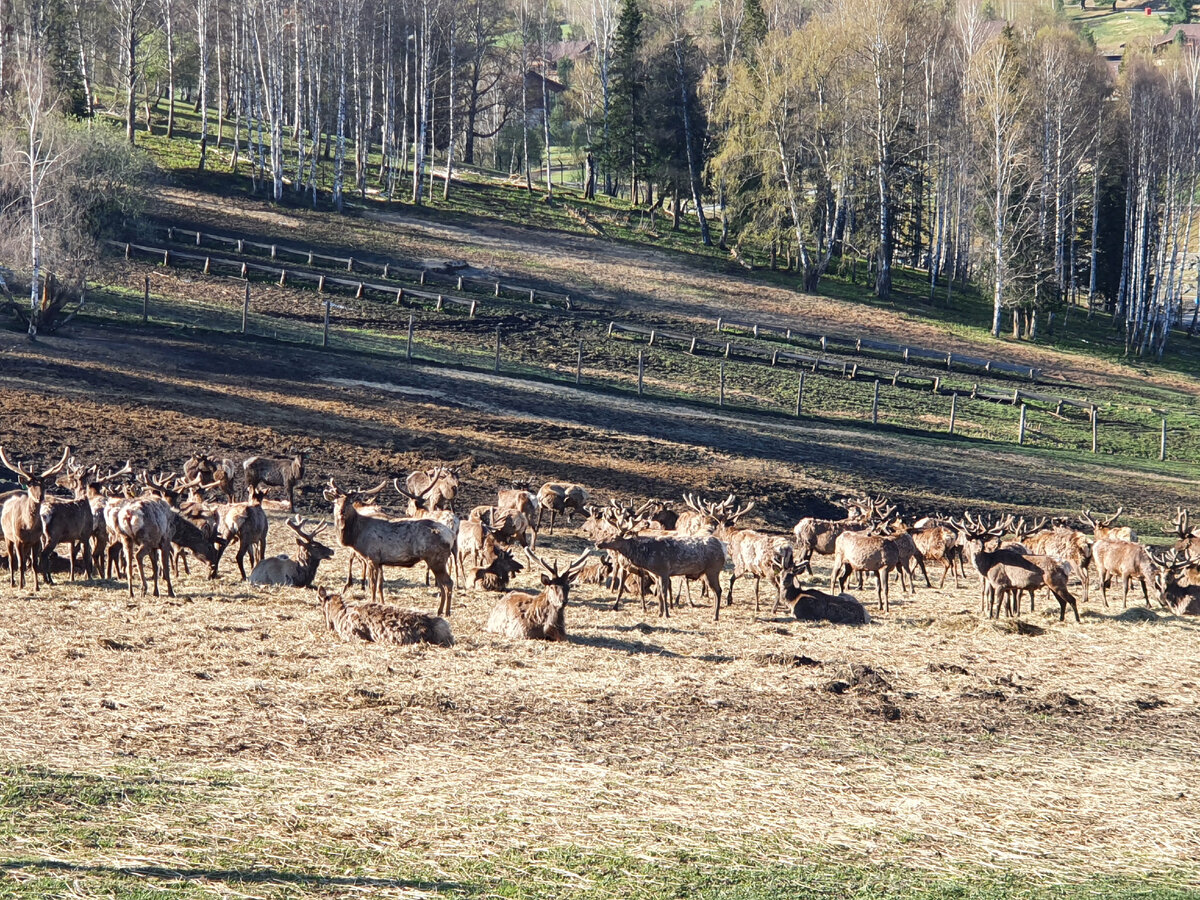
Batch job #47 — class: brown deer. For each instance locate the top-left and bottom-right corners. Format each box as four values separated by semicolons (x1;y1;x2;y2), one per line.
403;465;460;511
53;460;132;578
468;538;524;591
955;515;1080;622
218;485;270;580
792;496;876;565
1167;508;1200;558
1092;538;1159;608
535;482;590;534
250;517;335;587
782;573;871;625
243;451;306;509
830;528;901;612
1;446;70;590
184;453;237;502
595;513;726;620
1154;549;1200;615
318;586;453;646
1080;508;1137;543
114;495;177;598
325;479;455;615
485;549;592;641
1020;521;1093;604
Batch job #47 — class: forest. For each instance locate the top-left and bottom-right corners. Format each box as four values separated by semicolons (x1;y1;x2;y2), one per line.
0;0;1198;355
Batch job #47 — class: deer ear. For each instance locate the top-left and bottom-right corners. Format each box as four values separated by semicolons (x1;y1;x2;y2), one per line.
316;587;327;600
541;574;552;586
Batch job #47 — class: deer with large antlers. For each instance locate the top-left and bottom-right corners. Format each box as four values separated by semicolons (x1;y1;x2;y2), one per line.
325;479;455;615
1166;508;1200;558
1;446;70;590
250;517;334;587
486;548;592;641
404;466;460;512
1154;549;1200;616
954;514;1080;621
184;453;237;503
595;510;726;620
1079;508;1136;543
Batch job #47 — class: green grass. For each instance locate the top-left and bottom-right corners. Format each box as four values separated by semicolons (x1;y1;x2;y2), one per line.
1069;6;1171;53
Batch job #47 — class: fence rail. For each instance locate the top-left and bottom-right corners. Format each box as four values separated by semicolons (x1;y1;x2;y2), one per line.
160;226;575;308
609;320;1094;413
715;316;1040;382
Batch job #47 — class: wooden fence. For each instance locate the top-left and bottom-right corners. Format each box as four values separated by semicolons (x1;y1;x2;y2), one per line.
715;316;1040;382
608;321;1093;414
159;226;575;308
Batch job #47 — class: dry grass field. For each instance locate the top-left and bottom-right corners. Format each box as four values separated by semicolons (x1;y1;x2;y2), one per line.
1;320;1199;898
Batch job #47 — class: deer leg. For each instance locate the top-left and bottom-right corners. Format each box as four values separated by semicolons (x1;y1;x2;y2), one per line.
753;576;761;613
684;577;697;607
40;545;57;586
657;574;671;618
709;571;722;622
161;543;175;597
725;571;738;607
1122;575;1130;608
612;568;627;611
918;557;931;589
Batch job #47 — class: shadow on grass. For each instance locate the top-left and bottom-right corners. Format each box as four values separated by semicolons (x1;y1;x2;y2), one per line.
1;859;474;893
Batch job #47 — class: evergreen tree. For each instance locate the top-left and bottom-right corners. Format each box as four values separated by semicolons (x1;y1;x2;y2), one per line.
605;0;643;201
739;0;767;53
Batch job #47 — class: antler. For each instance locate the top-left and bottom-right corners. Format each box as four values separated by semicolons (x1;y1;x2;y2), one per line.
95;461;133;485
395;470;442;503
39;446;70;479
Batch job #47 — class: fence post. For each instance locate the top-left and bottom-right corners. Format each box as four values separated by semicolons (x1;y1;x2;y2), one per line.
494;327;501;373
322;296;331;348
796;372;805;416
1091;407;1098;453
576;341;583;385
142;275;149;324
1160;418;1167;461
871;380;879;425
638;351;644;396
719;361;726;407
1018;403;1027;445
949;393;957;435
241;282;249;334
406;314;414;362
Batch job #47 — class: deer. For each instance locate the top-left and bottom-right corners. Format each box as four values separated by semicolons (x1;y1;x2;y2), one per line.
595;512;726;620
1092;538;1159;608
325;478;455;615
1018;519;1093;604
114;495;177;598
53;459;132;577
471;505;533;550
882;520;930;593
726;531;798;613
496;483;539;547
318;586;453;647
1080;508;1137;543
467;538;524;591
184;453;237;503
243;451;305;509
250;517;335;587
782;573;871;625
830;528;900;612
403;465;460;512
535;482;590;534
1154;549;1200;616
1166;508;1200;558
218;484;270;580
168;509;226;580
905;520;962;589
792;497;875;566
954;514;1080;622
486;549;592;641
1;446;70;590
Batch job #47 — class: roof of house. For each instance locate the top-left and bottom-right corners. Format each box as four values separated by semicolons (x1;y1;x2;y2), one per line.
544;40;594;63
1153;23;1200;50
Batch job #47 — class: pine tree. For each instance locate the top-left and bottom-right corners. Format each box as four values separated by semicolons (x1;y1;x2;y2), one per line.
606;0;643;202
739;0;767;53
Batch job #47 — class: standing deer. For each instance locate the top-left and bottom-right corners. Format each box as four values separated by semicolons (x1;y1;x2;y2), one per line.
792;497;875;565
185;453;237;502
218;485;270;580
325;479;455;615
830;529;900;612
42;459;133;583
243;451;306;509
1;446;70;590
1079;508;1137;543
115;495;177;598
486;549;592;641
1092;538;1159;608
595;514;726;620
404;466;459;511
250;517;335;587
535;482;590;534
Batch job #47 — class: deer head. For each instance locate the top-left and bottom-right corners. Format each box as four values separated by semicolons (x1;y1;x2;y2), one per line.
0;445;70;502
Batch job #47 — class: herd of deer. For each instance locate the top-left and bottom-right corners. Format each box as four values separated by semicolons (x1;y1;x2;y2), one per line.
3;445;1199;650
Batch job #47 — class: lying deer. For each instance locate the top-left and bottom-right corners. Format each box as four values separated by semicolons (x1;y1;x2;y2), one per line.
250;517;334;587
